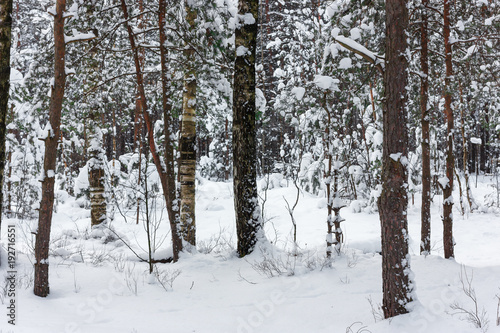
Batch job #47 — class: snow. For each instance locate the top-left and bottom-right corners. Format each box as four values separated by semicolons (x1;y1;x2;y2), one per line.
240;13;256;25
339;57;352;69
47;5;56;16
256;88;266;113
389;153;402;162
470;137;482;145
236;46;249;57
350;27;361;40
485;15;498;26
64;29;96;44
65;67;76;76
313;75;339;91
333;35;384;69
291;87;306;100
2;175;500;332
438;176;450;189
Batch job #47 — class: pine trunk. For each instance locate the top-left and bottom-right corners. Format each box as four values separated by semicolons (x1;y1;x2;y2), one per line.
325;106;333;258
443;0;455;259
34;0;66;297
233;0;263;257
420;0;431;255
0;0;13;243
179;0;197;248
378;0;413;318
159;0;182;260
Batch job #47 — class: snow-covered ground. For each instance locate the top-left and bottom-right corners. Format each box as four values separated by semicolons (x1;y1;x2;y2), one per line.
1;174;500;333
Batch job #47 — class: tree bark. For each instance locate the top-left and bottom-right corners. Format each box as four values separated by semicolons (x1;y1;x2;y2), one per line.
88;114;106;227
325;105;334;258
179;0;197;249
0;0;13;246
420;0;431;255
159;0;182;260
443;0;455;259
86;5;106;228
120;0;182;261
378;0;413;318
233;0;263;257
34;0;66;297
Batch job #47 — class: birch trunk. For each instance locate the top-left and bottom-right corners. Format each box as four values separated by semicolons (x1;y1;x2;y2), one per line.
179;0;197;248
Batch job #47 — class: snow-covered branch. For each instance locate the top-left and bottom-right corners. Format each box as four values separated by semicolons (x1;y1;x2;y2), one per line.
332;35;385;74
65;29;97;45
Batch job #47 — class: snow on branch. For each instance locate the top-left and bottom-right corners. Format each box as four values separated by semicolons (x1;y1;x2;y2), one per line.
47;5;57;16
65;29;97;45
332;35;384;74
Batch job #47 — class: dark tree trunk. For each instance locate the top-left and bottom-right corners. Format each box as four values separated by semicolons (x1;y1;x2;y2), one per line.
325;103;334;258
159;0;182;259
179;0;197;248
378;0;413;318
34;0;66;297
443;0;455;259
420;0;431;255
233;0;263;257
120;0;183;261
0;0;13;247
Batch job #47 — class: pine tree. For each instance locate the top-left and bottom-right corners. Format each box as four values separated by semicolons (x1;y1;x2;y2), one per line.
442;0;455;259
378;0;414;318
233;0;263;257
120;0;184;261
0;0;13;246
34;0;68;297
159;0;182;261
419;0;431;255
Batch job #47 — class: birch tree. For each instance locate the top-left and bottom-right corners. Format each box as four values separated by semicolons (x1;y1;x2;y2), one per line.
179;0;198;249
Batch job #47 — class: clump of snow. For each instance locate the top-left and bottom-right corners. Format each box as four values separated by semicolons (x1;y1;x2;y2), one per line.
236;46;249;57
438;176;449;189
350;27;361;40
313;75;339;90
339;57;352;69
256;88;266;113
291;87;306;100
470;137;482;145
74;165;89;196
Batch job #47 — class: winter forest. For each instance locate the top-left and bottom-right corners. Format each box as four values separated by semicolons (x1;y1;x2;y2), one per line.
0;0;499;332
